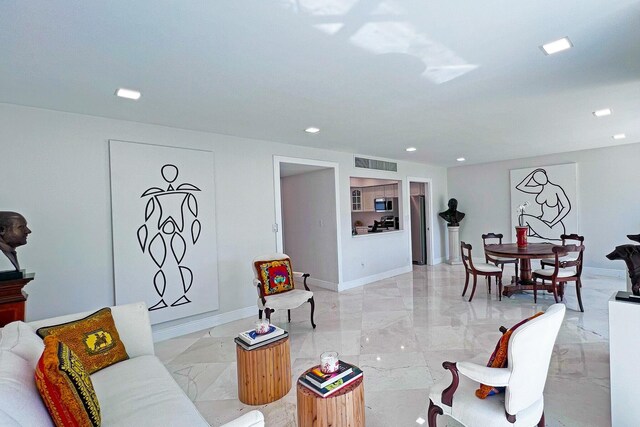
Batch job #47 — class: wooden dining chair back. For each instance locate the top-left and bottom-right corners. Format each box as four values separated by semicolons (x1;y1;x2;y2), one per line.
481;232;519;287
532;244;585;311
540;234;584;269
460;242;503;302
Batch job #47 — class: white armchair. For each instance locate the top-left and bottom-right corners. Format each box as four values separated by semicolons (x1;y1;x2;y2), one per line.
252;253;316;328
427;303;565;427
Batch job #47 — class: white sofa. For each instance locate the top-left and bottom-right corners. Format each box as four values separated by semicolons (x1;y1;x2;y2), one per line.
0;302;264;427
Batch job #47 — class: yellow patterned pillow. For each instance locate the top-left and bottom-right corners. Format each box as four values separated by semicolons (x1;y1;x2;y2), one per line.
36;307;129;374
35;336;101;427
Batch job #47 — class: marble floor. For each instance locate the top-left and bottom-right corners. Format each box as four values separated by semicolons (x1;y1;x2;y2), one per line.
155;264;618;426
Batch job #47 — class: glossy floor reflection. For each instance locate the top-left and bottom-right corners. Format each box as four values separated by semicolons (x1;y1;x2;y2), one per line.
156;264;619;426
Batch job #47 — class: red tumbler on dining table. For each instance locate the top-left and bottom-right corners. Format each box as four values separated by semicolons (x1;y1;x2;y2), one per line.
515;226;528;248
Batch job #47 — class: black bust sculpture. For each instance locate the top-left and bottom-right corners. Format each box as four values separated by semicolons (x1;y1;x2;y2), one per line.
439;198;466;227
0;211;31;271
607;234;640;296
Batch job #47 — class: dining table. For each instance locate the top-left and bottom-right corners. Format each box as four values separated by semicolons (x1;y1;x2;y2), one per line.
484;243;567;297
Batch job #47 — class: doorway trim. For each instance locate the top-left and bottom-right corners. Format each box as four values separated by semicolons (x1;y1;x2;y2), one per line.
273;155;343;285
406;177;435;266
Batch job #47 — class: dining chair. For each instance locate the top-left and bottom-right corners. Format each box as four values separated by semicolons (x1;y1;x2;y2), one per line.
427;304;566;427
481;233;519;291
252;253;316;328
539;234;584;269
532;244;585;311
461;242;503;302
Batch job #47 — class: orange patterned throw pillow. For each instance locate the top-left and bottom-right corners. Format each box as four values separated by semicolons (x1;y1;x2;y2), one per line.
254;258;295;296
475;312;544;399
35;336;101;427
36;307;129;374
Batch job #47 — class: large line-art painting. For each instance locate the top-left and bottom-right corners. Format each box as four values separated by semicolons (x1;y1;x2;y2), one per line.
510;164;578;244
109;140;218;324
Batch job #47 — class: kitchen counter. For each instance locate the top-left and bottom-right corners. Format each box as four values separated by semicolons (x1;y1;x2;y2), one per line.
352;229;402;237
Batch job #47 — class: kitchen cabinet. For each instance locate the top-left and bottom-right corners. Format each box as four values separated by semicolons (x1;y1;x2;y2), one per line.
351;188;362;211
362;187;376;212
351;183;399;212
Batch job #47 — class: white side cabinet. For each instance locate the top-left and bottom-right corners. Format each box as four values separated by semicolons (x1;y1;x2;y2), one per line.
609;294;640;427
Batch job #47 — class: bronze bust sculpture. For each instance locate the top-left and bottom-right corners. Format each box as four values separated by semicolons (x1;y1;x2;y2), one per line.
0;211;31;271
439;198;466;227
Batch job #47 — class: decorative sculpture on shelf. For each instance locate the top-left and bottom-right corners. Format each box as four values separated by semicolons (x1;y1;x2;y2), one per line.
606;234;640;297
439;198;465;227
0;211;31;272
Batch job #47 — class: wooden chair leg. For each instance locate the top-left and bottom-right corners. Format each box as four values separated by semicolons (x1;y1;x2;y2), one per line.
514;262;519;284
258;309;263;320
308;297;317;329
533;278;537;303
468;274;478;302
498;274;503;301
488;276;492;294
576;278;585;312
551;280;559;303
428;400;443;427
265;308;273;322
288;309;291;323
537;411;545;427
462;271;470;296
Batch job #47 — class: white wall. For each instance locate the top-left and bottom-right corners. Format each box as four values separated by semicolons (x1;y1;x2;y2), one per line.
447;142;640;272
282;168;339;284
0;103;448;333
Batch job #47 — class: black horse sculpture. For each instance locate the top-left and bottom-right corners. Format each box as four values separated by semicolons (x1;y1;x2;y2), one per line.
607;234;640;296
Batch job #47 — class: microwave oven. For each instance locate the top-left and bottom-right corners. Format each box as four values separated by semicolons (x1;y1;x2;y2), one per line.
375;198;393;212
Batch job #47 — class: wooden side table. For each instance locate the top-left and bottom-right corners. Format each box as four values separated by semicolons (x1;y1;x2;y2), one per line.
0;273;34;327
236;336;291;405
297;374;365;427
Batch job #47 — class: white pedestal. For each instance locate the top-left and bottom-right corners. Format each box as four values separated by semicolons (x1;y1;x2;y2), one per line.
609;294;640;427
447;226;462;265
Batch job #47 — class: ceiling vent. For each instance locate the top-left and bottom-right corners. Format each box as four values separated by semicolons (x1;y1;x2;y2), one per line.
354;156;398;172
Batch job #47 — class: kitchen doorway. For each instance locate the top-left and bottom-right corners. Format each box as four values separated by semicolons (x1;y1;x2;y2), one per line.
273;156;342;290
407;179;434;265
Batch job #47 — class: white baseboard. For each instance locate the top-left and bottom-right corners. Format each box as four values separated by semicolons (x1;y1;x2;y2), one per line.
307;277;339;292
338;265;413;292
152;305;256;342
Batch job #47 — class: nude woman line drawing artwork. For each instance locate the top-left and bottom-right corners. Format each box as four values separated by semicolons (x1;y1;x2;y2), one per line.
515;168;571;242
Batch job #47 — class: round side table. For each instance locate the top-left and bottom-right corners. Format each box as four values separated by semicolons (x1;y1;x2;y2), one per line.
236;336;291;405
296;373;365;427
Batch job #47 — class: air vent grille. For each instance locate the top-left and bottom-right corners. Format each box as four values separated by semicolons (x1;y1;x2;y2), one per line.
354;157;397;172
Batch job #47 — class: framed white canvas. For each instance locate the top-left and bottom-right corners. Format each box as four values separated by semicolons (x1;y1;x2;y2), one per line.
510;163;578;243
109;140;219;324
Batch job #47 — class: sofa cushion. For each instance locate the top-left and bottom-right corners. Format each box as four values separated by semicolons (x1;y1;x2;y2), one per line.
91;354;209;426
0;320;44;368
35;336;101;427
36;307;129;374
0;350;54;426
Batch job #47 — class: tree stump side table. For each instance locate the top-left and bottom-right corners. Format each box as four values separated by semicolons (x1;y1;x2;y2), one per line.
296;373;365;427
236;336;291;405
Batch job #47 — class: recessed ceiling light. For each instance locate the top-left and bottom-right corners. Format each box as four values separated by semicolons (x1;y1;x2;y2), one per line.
304;127;320;134
456;157;466;162
540;37;573;55
115;88;141;100
613;133;626;140
406;147;417;152
593;108;612;117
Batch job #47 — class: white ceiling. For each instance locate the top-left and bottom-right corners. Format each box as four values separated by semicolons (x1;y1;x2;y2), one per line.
1;1;639;167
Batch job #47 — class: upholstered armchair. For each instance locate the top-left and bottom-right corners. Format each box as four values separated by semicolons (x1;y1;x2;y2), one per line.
428;304;566;427
252;253;316;328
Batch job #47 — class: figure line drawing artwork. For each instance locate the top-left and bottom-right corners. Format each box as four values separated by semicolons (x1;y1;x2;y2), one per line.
136;164;202;311
515;168;571;242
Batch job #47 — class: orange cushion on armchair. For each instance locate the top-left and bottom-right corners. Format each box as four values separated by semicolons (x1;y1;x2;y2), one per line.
254;258;295;296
